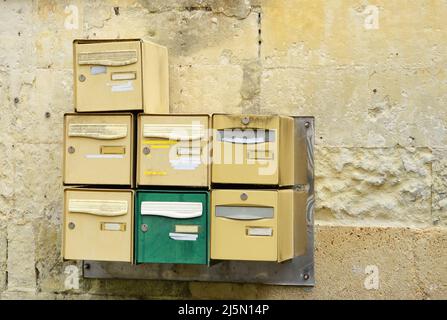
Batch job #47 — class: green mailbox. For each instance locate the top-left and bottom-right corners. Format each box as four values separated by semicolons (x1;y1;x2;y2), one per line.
135;190;209;264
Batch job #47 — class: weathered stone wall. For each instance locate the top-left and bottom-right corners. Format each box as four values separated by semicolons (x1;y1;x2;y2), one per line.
0;0;445;299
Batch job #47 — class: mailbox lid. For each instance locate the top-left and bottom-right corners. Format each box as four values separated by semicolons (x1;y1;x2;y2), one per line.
135;190;209;264
210;189;278;261
137;114;210;187
63;113;134;186
211;114;282;185
63;188;134;262
74;40;143;112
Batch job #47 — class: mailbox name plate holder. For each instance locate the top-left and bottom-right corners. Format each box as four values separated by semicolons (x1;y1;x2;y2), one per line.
83;117;315;286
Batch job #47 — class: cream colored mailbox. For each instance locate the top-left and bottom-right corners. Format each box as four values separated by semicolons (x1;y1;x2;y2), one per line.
210;189;307;262
212;114;307;186
63;188;134;262
63;113;134;186
73;39;169;113
137;114;210;187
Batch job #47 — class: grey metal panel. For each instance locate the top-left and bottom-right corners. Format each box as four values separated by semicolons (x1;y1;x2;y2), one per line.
83;117;315;286
215;206;274;220
294;117;315;284
83;255;313;286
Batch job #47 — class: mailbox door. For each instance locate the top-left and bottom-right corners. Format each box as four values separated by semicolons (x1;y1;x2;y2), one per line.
74;40;143;112
137;115;209;187
63;189;133;262
210;189;278;261
64;114;133;185
212;115;280;185
136;191;208;264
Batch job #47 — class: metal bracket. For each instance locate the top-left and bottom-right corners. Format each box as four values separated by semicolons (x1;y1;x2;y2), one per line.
83;117;315;286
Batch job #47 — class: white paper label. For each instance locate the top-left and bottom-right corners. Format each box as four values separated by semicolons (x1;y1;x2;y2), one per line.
169;157;201;170
90;65;107;75
111;81;134;92
85;154;125;159
169;232;198;241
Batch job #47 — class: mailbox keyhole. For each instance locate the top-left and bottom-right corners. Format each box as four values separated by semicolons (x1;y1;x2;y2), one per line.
141;224;148;232
68;222;75;230
143;147;151;155
68;146;75;154
240;193;248;201
79;74;86;82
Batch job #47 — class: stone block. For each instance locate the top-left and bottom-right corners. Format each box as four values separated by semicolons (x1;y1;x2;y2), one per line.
190;226;425;299
7;223;36;292
315;147;432;226
13;143;63;221
261;0;447;68
260;66;447;148
414;228;447;299
12;69;73;144
170;64;244;113
0;1;35;70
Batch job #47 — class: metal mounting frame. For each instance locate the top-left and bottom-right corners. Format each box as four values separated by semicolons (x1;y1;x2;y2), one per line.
83;116;315;286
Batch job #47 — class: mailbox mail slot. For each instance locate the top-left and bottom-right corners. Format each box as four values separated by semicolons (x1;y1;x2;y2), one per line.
210;189;307;262
212;114;307;186
137;115;210;187
74;39;169;113
63;113;134;186
135;190;209;264
63;188;134;262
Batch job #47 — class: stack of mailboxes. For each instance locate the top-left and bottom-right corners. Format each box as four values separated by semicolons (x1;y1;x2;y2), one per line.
62;39;308;268
211;115;308;262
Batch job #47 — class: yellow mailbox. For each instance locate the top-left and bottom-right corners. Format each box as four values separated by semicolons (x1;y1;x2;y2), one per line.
63;188;134;262
210;189;307;262
212;114;306;186
137;114;210;187
73;39;169;113
63;113;134;186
